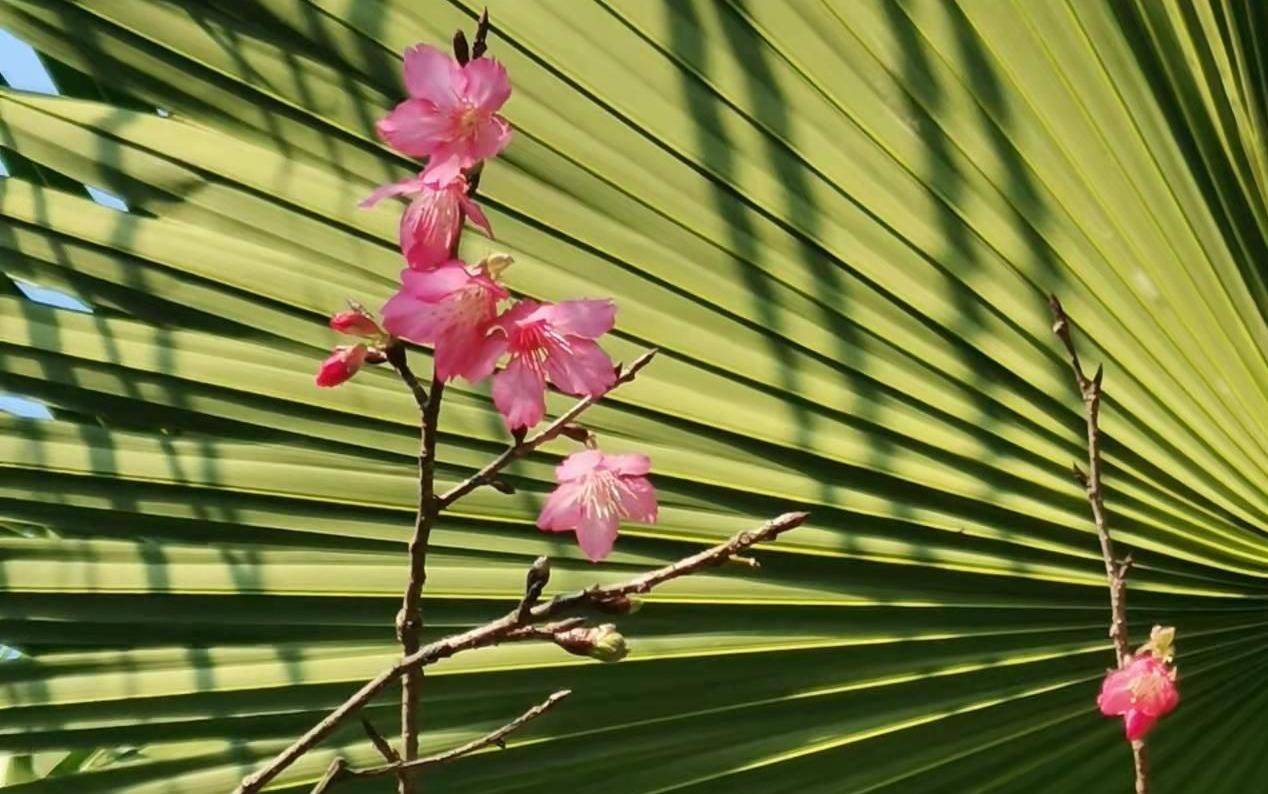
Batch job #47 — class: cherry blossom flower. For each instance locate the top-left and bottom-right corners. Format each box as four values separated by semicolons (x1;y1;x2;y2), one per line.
536;449;658;562
380;260;507;382
316;344;369;388
360;173;491;271
484;299;617;430
1098;637;1179;741
376;44;511;183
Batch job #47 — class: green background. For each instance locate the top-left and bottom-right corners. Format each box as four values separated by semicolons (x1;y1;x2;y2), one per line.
0;1;1265;791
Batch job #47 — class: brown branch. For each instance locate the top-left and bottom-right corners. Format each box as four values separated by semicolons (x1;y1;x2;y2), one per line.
230;510;809;794
323;690;570;790
1048;295;1146;793
385;343;428;409
437;348;658;509
397;372;445;791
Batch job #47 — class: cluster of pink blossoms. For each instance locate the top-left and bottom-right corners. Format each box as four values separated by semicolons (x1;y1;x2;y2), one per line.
315;42;656;561
1097;626;1179;741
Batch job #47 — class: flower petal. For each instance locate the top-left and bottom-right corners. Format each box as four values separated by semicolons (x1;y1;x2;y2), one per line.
573;511;619;562
555;449;605;482
400;189;461;271
1097;668;1135;716
402;44;462;107
536;299;616;339
536;481;584;531
359;174;426;208
459;193;494;238
492;356;547;430
544;337;616;397
380;267;471;343
376;99;449;158
399;263;473;299
619;476;658;524
604;453;651;477
1123;709;1158;741
435;326;504;383
467;114;513;162
460;57;511;112
420;142;468;185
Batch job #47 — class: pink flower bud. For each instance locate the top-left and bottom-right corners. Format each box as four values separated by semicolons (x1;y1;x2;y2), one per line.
329;309;383;338
315;344;369;388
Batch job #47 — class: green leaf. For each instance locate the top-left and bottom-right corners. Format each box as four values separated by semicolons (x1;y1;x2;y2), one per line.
0;1;1265;791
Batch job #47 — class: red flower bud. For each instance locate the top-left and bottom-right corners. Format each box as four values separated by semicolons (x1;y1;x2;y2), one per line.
329;309;383;338
315;344;369;388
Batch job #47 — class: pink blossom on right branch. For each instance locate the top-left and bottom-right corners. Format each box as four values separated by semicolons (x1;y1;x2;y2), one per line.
1097;627;1179;741
537;449;658;561
376;44;512;183
486;299;618;431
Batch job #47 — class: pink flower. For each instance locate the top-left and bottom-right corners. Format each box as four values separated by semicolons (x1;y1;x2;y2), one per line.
484;299;617;431
376;45;512;183
1097;653;1179;741
537;449;658;561
329;307;384;338
380;261;507;382
360;173;492;271
316;344;369;388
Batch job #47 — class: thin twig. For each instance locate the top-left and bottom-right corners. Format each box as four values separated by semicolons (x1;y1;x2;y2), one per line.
437;349;658;509
1048;294;1146;793
310;759;348;794
333;691;571;786
360;718;407;790
230;511;808;794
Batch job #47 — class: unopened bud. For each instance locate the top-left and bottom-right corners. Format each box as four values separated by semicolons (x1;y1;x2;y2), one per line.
589;624;628;662
559;423;594;445
315;344;368;388
553;623;628;663
481;253;514;279
595;595;642;615
329;308;383;339
1141;625;1176;663
490;477;516;495
452;30;471;65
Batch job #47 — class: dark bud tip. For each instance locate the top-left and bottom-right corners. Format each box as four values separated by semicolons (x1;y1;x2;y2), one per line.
527;555;551;585
490;477;516;495
560;423;594;444
473;8;490;58
453;30;470;64
512;425;528;445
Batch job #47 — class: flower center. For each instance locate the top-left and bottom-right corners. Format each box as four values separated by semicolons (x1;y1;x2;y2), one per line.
510;319;570;371
1129;671;1164;704
578;470;628;520
454;104;482;137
